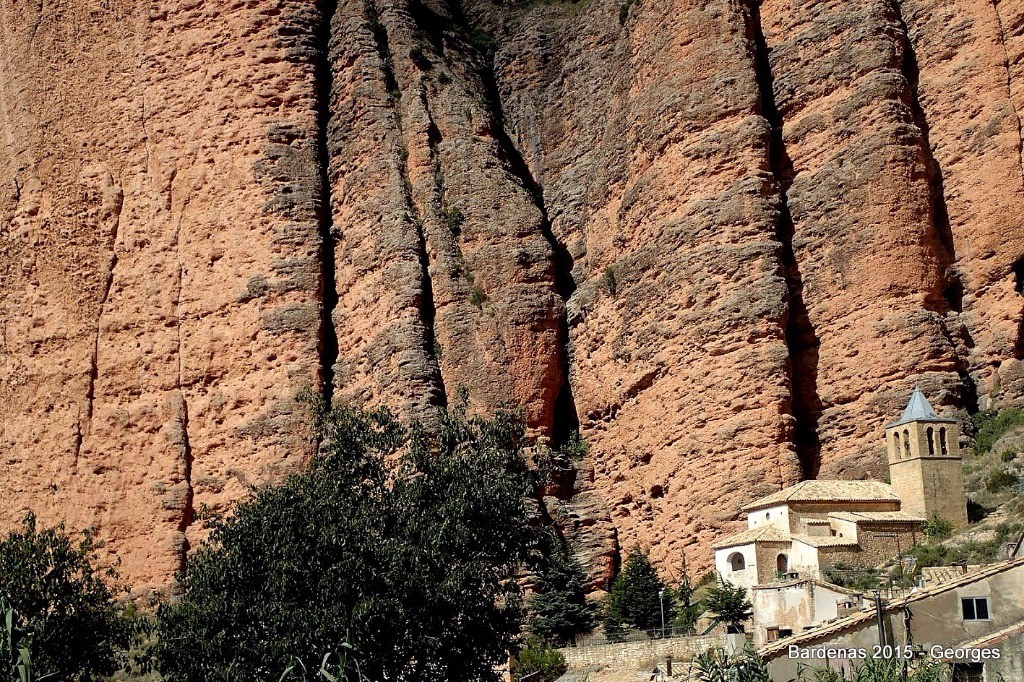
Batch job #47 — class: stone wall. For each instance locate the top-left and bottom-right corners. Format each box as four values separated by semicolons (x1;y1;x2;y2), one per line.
559;634;726;670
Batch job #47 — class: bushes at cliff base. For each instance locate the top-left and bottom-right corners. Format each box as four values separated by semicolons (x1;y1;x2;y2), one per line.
155;403;538;682
0;514;127;680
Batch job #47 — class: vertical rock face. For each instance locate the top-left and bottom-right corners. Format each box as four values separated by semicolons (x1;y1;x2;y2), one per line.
0;1;327;594
476;0;804;580
755;0;965;479
897;0;1024;404
3;0;1024;591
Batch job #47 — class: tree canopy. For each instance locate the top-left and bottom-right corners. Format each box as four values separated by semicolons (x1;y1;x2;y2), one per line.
603;547;672;636
0;514;126;680
156;403;539;682
527;539;595;646
703;579;753;632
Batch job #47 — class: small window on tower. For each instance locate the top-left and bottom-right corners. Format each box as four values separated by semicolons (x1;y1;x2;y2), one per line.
893;432;902;458
927;427;935;455
903;429;911;456
940;428;948;456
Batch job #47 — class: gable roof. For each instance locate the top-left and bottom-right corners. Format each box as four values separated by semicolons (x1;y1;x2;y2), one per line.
760;557;1024;658
742;480;899;512
790;533;859;548
886;386;957;427
712;525;789;550
827;511;925;524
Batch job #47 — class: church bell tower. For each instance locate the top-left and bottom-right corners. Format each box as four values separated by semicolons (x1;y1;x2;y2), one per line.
885;387;968;529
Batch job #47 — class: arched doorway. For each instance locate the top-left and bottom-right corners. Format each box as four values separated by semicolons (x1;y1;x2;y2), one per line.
776;553;789;574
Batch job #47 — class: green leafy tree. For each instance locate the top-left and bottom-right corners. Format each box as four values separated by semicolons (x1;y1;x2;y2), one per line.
670;559;702;635
512;637;566;682
527;541;595;646
603;547;671;636
923;515;953;540
702;579;752;633
0;514;126;681
156;404;538;682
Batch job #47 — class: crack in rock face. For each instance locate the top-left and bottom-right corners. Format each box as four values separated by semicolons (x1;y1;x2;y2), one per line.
3;0;1024;593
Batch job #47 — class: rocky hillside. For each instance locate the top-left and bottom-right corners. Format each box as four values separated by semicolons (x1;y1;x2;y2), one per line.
2;0;1024;596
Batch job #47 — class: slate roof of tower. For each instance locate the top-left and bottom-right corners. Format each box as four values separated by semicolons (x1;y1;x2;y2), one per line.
886;386;957;427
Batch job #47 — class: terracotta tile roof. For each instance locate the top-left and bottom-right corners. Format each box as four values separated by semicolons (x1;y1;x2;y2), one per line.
742;480;899;512
760;558;1024;658
712;525;789;549
790;533;859;548
956;620;1024;649
753;578;866;599
827;511;926;523
920;564;982;587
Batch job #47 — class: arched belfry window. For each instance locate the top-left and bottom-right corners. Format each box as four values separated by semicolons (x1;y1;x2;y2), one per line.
729;552;745;572
903;429;911;456
893;432;901;458
927;427;935;456
940;428;948;455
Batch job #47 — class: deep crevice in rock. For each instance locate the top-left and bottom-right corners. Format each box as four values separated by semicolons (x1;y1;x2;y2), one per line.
991;1;1024;364
175;393;194;575
893;1;977;412
444;0;580;444
892;1;961;313
1013;257;1024;359
991;0;1024;191
368;0;448;410
314;0;340;407
417;103;450;407
84;185;123;451
748;0;822;479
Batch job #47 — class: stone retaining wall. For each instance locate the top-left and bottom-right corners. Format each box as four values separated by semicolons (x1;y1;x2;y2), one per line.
559;634;726;670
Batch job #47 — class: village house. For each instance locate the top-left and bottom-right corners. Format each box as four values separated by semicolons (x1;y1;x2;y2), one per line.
761;558;1024;682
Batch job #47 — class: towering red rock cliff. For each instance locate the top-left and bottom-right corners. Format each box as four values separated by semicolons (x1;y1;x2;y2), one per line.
2;0;1023;594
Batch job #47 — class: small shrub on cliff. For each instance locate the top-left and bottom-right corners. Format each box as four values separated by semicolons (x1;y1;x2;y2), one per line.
443;206;465;236
986;468;1019;493
559;431;590;462
600;265;618;296
923;514;954;540
470;284;489;308
972;408;1024;456
0;514;127;680
156;403;538;682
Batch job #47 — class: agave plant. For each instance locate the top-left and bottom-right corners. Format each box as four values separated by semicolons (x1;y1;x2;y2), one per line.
2;598;35;682
796;656;955;682
692;644;770;682
278;642;369;682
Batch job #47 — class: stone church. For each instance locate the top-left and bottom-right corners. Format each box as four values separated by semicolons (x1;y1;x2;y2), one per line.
714;387;968;589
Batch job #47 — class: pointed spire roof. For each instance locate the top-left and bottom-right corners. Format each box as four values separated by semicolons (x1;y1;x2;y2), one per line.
887;386;957;427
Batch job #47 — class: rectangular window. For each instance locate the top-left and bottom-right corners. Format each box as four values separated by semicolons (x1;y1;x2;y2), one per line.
952;662;984;682
961;597;989;621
